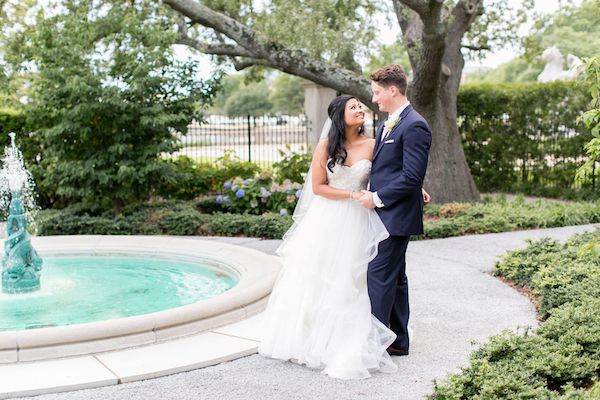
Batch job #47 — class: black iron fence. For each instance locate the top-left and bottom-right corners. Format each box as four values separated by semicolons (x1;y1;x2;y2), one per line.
170;114;310;168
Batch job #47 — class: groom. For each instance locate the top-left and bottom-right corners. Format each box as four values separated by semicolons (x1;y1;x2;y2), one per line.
357;64;432;356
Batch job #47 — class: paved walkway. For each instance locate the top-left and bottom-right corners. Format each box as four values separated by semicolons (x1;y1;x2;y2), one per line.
13;224;596;400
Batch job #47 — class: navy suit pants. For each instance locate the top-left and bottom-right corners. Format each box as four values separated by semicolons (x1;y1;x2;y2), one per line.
367;235;410;350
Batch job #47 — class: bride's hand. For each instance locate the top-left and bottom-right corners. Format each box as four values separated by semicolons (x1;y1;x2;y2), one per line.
422;188;431;205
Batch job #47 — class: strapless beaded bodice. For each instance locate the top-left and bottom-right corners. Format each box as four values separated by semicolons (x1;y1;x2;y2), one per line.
326;159;371;191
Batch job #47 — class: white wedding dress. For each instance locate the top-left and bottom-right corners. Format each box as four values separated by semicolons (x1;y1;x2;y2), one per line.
258;159;398;379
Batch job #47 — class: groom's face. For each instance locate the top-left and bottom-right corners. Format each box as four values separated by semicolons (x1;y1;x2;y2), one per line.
371;81;394;113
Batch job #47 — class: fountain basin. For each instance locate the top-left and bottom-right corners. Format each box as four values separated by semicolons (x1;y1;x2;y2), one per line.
0;235;281;363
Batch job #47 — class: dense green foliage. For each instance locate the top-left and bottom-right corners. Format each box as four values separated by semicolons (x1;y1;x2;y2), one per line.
430;230;600;399
0;107;26;135
464;56;541;84
0;108;42;180
0;0;39;107
523;0;600;63
577;56;600;184
271;145;312;184
154;152;261;200
458;81;594;198
467;0;600;83
200;0;383;72
224;81;272;117
8;0;215;212
365;41;412;78
468;0;600;83
268;74;305;115
210;73;305;117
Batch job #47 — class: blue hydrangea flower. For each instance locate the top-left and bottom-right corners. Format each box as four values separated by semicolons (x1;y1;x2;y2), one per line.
216;195;223;204
243;179;253;186
235;189;245;198
224;181;232;189
279;208;288;215
295;189;302;198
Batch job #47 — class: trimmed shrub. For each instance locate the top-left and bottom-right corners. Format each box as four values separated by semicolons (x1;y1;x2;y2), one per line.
35;201;293;239
458;81;594;198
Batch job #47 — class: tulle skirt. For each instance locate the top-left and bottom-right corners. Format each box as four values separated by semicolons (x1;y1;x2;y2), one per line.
258;196;397;379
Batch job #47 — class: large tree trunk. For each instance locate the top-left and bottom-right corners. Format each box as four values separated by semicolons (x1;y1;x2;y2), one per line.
411;50;479;203
397;0;481;203
417;94;480;204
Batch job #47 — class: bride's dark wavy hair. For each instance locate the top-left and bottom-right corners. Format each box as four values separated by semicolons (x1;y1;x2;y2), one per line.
326;95;364;172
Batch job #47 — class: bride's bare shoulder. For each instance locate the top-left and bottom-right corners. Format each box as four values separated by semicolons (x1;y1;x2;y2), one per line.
365;137;376;149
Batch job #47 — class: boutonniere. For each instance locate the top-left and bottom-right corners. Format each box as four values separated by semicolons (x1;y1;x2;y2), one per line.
384;115;401;132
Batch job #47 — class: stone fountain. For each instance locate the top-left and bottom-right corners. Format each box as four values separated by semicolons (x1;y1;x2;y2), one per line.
0;132;43;293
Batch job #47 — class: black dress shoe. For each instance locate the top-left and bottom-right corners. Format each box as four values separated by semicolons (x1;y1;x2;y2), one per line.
387;346;409;356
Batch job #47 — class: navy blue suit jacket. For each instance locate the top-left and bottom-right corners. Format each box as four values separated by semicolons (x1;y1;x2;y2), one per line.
370;105;432;236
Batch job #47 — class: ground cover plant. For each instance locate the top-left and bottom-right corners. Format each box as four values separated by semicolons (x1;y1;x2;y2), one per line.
429;230;600;399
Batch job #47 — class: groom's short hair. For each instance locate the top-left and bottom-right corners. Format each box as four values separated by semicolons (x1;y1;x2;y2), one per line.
370;64;407;96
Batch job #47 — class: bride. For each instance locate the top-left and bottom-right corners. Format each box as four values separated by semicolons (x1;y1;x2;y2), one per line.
259;95;429;379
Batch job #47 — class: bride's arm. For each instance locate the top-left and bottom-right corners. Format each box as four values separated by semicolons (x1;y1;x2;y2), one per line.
311;140;360;200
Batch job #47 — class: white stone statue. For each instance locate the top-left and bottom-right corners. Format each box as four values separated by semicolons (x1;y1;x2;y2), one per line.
537;46;583;82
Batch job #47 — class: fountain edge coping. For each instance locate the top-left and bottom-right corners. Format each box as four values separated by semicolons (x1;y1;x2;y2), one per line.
0;235;280;362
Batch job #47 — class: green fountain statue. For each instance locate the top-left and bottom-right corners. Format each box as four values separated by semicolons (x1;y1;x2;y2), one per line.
0;133;43;294
2;191;43;293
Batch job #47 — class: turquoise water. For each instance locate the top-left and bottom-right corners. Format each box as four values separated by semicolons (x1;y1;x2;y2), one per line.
0;255;237;331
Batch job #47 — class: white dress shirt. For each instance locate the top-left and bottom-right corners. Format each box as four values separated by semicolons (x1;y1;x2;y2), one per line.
373;101;410;208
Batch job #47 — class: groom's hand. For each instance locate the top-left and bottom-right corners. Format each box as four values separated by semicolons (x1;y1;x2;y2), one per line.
357;190;376;209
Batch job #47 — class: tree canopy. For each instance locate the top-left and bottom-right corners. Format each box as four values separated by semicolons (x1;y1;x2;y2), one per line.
524;0;600;61
469;0;600;83
5;0;217;211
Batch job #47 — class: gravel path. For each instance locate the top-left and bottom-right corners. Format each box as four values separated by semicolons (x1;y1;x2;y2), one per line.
15;224;596;400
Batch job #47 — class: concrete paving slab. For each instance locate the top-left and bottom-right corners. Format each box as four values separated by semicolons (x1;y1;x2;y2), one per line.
96;332;257;383
0;357;117;399
213;314;264;342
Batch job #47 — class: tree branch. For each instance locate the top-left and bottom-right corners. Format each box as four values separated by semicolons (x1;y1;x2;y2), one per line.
447;0;484;47
171;3;255;57
175;36;255;57
232;58;262;71
164;0;374;109
441;0;483;84
394;0;448;105
393;1;422;69
396;0;429;19
165;0;260;52
461;44;490;51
